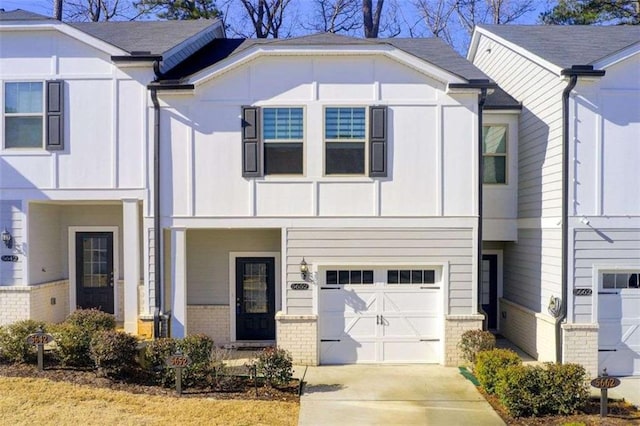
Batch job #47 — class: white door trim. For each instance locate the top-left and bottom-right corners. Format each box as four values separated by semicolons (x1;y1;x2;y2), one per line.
482;250;503;330
68;226;119;318
229;251;281;343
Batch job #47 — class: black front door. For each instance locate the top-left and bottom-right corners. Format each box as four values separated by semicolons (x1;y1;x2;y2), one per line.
482;254;498;330
236;257;276;340
76;232;114;314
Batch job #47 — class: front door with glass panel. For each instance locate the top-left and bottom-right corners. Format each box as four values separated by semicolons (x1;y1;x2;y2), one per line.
75;232;114;313
235;258;276;340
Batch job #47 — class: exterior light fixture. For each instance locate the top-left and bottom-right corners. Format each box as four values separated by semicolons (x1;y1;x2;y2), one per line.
1;228;12;249
300;258;308;280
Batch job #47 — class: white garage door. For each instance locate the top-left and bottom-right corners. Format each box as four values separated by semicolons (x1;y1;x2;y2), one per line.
598;272;640;376
319;268;442;364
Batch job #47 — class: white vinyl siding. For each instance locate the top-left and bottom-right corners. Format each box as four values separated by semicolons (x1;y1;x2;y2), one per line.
285;228;474;315
473;35;566;218
0;200;23;286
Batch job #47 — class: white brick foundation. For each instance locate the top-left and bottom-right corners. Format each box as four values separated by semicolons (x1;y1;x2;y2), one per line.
499;298;557;362
444;314;484;366
562;323;598;378
0;280;69;326
187;305;230;345
275;312;317;366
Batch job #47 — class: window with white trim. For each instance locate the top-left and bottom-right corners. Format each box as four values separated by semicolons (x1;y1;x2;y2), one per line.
602;272;640;289
4;82;44;148
482;125;507;184
263;107;303;175
325;107;366;175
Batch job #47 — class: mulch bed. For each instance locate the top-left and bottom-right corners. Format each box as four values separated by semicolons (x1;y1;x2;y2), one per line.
478;386;640;425
0;362;299;402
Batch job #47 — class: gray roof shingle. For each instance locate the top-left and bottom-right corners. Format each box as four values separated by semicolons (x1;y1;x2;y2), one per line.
479;24;640;69
0;9;53;21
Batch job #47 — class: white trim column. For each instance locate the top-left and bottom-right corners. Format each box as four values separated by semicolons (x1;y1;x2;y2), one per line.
171;227;187;338
123;199;140;334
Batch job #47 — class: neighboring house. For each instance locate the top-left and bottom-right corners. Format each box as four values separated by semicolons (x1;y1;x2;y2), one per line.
0;10;224;336
0;9;525;367
469;25;640;376
150;33;519;366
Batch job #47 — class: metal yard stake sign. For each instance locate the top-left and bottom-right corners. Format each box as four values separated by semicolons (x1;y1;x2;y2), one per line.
25;328;54;371
166;350;192;396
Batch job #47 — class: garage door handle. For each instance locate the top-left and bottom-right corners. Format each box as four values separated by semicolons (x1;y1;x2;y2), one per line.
421;286;439;289
321;339;341;342
376;315;380;325
598;349;617;352
420;339;440;342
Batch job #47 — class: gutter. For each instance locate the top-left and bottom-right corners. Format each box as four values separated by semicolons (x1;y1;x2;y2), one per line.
149;83;163;338
477;87;488;327
557;65;605;363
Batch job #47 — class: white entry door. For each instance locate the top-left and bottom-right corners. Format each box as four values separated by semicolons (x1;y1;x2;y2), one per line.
598;272;640;376
319;268;442;364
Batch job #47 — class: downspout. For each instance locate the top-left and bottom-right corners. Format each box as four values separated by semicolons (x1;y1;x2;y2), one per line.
477;88;488;328
151;61;163;338
557;66;605;363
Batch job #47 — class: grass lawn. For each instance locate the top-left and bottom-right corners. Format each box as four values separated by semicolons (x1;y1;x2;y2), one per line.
0;377;299;426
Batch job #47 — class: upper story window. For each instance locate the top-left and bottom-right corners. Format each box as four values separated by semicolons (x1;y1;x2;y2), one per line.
4;82;43;148
263;107;303;175
603;272;640;289
482;125;507;184
324;107;366;175
3;81;64;151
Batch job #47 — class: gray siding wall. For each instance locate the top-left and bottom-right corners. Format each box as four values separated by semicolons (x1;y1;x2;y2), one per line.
572;228;640;323
186;229;281;305
0;200;23;286
503;228;562;312
285;228;474;315
473;35;565;219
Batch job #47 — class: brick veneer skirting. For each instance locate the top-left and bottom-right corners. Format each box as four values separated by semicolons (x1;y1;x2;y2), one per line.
275;312;318;366
444;314;485;366
562;323;599;378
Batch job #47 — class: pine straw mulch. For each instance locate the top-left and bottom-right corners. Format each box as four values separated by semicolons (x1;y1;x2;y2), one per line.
0;361;299;402
478;386;640;425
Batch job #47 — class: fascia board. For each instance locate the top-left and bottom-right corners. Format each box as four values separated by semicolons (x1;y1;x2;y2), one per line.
161;20;223;68
467;30;481;62
592;42;640;70
473;27;564;76
0;22;128;56
189;44;467;87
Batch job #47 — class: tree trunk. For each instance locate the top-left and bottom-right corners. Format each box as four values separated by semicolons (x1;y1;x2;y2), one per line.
54;0;63;20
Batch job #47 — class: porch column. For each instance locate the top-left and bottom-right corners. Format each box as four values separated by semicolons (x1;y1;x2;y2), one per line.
123;199;140;334
171;227;187;338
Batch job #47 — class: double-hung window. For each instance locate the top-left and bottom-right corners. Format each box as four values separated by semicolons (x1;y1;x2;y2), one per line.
3;81;64;150
482;125;507;184
4;82;44;148
263;107;303;175
324;107;367;175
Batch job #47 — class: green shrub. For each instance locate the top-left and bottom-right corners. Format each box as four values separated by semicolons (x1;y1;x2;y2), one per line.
257;347;293;387
458;329;496;365
145;337;178;386
64;309;115;333
475;348;521;394
496;364;545;417
50;309;116;367
495;363;589;417
0;320;48;363
90;330;139;377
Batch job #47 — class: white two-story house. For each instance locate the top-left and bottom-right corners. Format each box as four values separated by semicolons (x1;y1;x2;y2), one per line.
470;25;640;376
0;9;224;336
1;9;523;367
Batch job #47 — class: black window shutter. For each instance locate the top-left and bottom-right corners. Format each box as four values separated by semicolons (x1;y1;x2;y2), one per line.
46;80;64;151
241;106;262;177
369;105;387;177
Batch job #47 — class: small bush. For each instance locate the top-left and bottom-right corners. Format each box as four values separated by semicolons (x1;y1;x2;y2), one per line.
458;329;496;365
90;330;139;377
177;334;215;387
257;347;293;387
50;323;93;367
0;320;48;363
495;363;589;417
145;337;178;386
475;348;521;394
64;309;115;333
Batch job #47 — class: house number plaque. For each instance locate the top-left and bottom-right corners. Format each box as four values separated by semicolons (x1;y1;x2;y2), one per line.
1;255;18;262
573;288;593;296
291;283;309;290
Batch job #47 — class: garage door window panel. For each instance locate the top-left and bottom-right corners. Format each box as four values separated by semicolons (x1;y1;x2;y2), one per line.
602;272;640;289
326;270;373;285
387;269;436;284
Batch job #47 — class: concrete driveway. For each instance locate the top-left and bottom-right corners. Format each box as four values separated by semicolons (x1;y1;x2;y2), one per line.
296;364;505;426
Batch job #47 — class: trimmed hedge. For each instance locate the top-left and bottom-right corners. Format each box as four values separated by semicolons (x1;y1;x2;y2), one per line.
257;347;293;387
90;330;139;377
494;363;589;417
0;320;48;363
145;334;215;387
475;348;522;394
458;329;496;365
64;309;116;333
